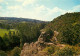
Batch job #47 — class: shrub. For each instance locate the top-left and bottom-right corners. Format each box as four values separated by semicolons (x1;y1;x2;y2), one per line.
10;47;21;56
0;51;7;56
75;43;80;47
43;45;59;55
45;28;53;42
53;45;80;56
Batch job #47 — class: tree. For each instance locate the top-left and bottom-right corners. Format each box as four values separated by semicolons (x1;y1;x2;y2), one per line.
44;12;80;45
3;34;10;48
45;28;53;42
62;24;80;45
11;47;21;56
0;51;7;56
0;37;5;50
9;31;11;37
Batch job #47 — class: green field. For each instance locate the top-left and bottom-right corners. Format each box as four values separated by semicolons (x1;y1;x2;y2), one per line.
0;29;17;37
0;20;7;23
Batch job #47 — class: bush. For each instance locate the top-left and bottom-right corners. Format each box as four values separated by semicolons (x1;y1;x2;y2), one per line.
0;51;7;56
10;47;21;56
43;45;59;55
44;12;80;45
75;43;80;47
53;45;80;56
45;28;53;42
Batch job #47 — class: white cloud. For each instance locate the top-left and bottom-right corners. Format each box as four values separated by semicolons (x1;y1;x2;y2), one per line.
32;6;67;21
0;0;3;2
5;2;9;5
16;0;37;6
7;5;22;10
72;5;80;11
3;3;80;21
34;5;50;14
48;7;66;14
16;0;23;2
22;0;37;6
5;5;68;21
67;5;80;13
0;6;2;9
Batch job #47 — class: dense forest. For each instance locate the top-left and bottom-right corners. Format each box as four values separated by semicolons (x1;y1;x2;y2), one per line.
0;18;46;56
44;12;80;45
0;12;80;56
37;12;80;56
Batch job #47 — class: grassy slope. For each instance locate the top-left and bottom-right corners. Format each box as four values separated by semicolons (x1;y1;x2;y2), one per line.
0;20;7;23
0;29;17;37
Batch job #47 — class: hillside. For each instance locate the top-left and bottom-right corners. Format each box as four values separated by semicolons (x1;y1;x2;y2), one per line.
20;23;80;56
19;12;80;56
0;12;80;56
0;17;46;23
0;17;47;56
44;12;80;45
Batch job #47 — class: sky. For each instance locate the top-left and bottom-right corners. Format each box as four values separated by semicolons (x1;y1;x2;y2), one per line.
0;0;80;21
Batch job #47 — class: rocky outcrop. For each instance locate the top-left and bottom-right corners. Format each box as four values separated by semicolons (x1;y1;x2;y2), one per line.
50;31;59;44
20;31;58;56
20;31;47;56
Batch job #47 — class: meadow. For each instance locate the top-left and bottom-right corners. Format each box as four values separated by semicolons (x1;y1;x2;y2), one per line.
0;20;7;23
0;29;17;37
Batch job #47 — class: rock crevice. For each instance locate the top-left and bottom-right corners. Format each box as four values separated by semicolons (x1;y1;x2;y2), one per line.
20;31;58;56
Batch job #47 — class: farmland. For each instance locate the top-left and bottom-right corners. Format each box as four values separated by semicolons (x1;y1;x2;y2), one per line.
0;29;17;37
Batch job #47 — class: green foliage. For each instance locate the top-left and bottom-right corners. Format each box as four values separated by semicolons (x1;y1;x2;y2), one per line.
0;18;46;55
62;24;80;45
2;34;10;47
45;28;53;36
45;28;53;42
0;29;9;37
44;12;80;45
2;31;20;50
0;37;5;50
17;23;45;48
0;22;46;51
76;43;80;47
0;51;7;56
0;23;10;29
0;29;17;37
10;47;21;56
43;45;59;55
53;45;80;56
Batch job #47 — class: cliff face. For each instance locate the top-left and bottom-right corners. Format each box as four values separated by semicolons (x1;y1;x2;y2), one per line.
20;31;58;56
20;31;47;56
